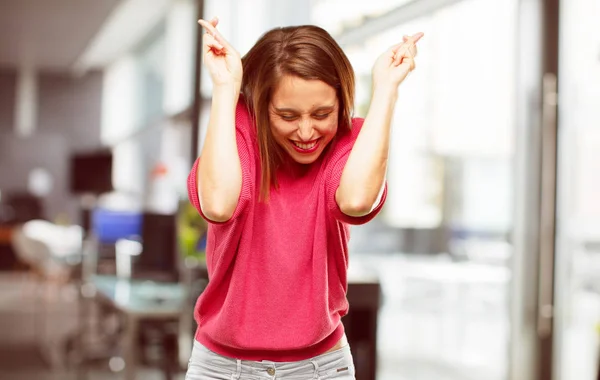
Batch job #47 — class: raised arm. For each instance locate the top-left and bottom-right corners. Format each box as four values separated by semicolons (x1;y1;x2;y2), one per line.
335;33;424;217
196;18;243;222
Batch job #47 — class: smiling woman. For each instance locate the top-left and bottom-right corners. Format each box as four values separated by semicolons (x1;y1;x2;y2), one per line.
185;17;422;380
240;24;356;199
268;76;340;165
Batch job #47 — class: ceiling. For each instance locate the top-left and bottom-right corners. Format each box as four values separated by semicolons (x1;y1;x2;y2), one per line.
0;0;121;70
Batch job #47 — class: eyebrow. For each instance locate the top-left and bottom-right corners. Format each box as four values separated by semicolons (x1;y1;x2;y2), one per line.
273;105;336;113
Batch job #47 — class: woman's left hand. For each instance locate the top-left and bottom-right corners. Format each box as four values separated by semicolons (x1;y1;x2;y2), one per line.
371;32;424;94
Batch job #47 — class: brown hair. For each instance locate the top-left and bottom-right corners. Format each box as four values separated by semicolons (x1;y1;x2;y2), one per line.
241;25;355;201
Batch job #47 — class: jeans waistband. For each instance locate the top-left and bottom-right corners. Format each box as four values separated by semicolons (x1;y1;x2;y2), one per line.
190;340;354;379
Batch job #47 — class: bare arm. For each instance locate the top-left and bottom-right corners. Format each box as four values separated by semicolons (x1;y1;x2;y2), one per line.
336;33;423;217
196;18;244;222
198;85;241;222
335;89;396;217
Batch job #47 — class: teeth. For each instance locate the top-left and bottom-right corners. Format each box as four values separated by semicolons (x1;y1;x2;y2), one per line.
293;140;317;150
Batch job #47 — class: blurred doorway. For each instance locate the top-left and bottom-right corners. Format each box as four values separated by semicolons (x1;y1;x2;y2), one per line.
553;0;600;379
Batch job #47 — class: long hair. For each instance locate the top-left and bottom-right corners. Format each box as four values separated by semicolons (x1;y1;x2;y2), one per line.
241;25;355;201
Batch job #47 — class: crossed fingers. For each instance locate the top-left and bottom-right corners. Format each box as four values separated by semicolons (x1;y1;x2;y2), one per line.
199;17;228;55
392;32;424;68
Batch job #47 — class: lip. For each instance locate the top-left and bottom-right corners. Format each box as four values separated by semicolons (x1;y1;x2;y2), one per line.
290;138;321;154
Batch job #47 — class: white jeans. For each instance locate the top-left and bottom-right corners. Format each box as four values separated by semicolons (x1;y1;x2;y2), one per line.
186;340;356;380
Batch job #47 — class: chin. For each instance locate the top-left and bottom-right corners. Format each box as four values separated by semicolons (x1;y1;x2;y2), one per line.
290;154;320;165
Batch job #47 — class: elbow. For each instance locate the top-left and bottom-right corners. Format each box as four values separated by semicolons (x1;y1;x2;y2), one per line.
336;187;378;217
338;198;375;218
202;204;235;223
200;199;236;223
197;178;241;223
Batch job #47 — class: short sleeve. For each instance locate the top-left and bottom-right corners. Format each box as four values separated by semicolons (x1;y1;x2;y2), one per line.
324;143;387;226
187;102;256;225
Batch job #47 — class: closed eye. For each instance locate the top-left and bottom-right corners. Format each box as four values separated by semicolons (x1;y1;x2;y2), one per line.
280;114;299;121
312;113;331;120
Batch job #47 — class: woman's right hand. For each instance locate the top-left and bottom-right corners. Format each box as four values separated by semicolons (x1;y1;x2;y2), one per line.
198;18;243;88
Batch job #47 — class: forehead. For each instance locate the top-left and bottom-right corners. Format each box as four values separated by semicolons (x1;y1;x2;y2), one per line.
271;75;337;110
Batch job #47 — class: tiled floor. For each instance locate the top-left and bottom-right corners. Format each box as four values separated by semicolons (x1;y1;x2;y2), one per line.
0;273;170;380
352;253;509;380
0;254;510;380
4;252;596;380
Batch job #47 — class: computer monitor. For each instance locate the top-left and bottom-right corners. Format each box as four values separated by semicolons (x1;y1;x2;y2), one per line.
69;151;113;195
134;212;179;281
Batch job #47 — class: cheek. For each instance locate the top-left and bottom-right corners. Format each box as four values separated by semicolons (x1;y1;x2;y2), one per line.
269;120;293;139
318;117;339;137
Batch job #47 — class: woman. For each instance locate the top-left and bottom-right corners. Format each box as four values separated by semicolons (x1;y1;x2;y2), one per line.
186;17;422;380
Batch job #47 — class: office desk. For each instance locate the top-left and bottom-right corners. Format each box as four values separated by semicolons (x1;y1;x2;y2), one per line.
87;275;186;380
87;270;380;380
92;275;186;317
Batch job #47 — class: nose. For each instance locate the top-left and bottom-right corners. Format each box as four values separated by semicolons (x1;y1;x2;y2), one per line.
297;118;313;141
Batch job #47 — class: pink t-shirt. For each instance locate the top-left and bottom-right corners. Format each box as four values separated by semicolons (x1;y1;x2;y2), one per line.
187;99;386;361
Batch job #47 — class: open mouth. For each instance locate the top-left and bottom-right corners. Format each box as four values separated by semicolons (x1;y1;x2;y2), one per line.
290;138;321;153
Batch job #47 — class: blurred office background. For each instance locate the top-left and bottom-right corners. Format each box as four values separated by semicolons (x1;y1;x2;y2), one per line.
0;0;598;379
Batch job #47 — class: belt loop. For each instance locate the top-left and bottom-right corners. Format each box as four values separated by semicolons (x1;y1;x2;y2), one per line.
310;359;320;380
231;359;242;380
